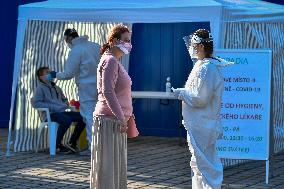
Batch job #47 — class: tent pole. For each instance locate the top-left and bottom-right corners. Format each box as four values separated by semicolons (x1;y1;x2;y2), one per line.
6;19;27;157
210;6;222;49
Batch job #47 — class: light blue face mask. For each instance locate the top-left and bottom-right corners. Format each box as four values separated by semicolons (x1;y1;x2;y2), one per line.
45;74;55;82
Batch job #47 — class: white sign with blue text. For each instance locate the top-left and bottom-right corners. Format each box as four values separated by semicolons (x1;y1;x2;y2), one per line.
215;49;272;160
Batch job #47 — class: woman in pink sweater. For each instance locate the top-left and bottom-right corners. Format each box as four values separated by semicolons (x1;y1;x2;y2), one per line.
91;25;133;189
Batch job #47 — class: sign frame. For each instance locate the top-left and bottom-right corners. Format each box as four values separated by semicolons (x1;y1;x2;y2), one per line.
214;49;273;184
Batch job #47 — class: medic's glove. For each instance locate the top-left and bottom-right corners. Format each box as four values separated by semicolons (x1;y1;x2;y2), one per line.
50;71;57;78
172;87;186;99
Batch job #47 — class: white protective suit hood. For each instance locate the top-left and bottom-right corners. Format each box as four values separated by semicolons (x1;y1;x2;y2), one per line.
210;57;234;67
72;35;89;46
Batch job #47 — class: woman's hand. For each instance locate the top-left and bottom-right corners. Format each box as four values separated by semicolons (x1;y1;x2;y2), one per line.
118;120;128;133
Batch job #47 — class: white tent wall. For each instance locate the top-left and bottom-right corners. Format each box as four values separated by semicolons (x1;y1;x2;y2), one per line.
215;0;284;167
13;21;131;152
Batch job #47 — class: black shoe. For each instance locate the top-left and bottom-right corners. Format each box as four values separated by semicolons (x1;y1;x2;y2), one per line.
63;149;76;155
65;143;77;153
57;144;70;153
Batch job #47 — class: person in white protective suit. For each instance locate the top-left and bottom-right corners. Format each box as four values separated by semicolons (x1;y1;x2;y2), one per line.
172;29;233;189
50;28;101;155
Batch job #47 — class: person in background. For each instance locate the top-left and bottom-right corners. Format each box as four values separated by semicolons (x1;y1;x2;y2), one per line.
172;29;232;189
50;29;101;156
91;24;133;189
31;67;86;154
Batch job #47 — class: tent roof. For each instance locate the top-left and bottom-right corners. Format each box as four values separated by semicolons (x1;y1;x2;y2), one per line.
216;0;284;22
21;0;221;9
18;0;284;23
18;0;222;22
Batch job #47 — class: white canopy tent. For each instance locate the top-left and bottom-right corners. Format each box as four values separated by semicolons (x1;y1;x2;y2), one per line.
7;0;284;168
8;0;223;155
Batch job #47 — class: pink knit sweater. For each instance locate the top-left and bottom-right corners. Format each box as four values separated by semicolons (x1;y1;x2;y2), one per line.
94;52;133;122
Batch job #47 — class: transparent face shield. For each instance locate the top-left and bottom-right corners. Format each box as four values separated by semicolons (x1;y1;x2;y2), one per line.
183;35;201;59
183;34;213;59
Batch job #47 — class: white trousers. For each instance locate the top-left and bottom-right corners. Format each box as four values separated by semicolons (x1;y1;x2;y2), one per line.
79;100;96;145
90;116;127;189
187;132;223;189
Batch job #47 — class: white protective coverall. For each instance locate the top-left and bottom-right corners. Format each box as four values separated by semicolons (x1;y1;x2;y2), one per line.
57;35;100;145
176;58;232;189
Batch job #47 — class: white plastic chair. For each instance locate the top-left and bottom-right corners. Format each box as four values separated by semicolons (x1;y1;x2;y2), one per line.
35;108;59;156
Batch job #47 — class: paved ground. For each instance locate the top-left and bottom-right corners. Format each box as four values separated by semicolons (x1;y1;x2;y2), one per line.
1;128;284;189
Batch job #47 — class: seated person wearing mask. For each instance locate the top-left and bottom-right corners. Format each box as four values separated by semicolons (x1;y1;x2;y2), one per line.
31;66;85;153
